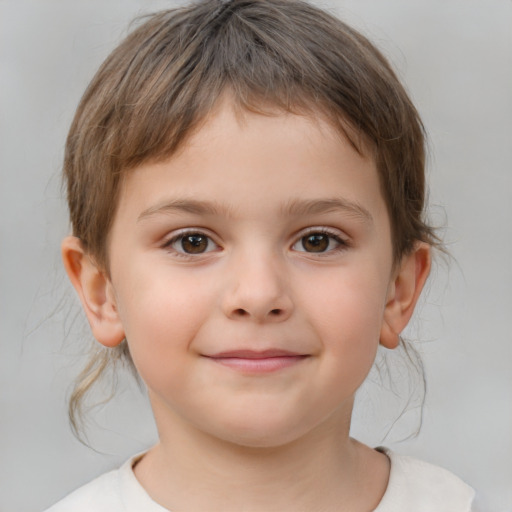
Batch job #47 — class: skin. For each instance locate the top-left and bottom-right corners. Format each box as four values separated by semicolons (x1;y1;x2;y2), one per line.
63;101;430;511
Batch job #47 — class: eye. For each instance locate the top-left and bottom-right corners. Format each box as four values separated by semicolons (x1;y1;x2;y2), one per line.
166;232;218;255
292;230;346;253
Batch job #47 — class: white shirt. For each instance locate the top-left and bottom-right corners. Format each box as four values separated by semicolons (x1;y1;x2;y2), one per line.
45;449;475;511
374;448;475;511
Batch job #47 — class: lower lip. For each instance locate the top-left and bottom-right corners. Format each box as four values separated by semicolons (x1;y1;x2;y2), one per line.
207;355;308;374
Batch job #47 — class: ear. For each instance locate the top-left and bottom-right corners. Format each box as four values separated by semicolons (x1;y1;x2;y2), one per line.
61;236;125;347
380;243;431;349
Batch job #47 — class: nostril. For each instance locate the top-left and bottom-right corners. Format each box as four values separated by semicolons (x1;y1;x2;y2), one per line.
229;307;287;319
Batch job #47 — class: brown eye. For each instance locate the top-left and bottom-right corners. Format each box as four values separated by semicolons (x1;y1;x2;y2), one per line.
167;232;218;255
292;230;346;254
181;234;209;254
301;233;330;252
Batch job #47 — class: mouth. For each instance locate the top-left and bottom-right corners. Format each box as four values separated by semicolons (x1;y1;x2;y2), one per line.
204;349;309;374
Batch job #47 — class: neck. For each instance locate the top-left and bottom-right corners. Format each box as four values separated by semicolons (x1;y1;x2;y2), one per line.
134;402;389;512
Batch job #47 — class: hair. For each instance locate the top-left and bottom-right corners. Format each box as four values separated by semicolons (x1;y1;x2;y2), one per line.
64;0;439;435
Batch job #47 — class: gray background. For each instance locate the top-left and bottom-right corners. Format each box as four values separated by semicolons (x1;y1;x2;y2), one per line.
1;1;511;510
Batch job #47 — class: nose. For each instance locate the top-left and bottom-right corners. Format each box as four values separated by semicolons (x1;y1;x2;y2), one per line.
222;250;293;323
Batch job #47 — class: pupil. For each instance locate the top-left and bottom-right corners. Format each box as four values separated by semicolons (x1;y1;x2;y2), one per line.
303;234;328;252
182;234;207;254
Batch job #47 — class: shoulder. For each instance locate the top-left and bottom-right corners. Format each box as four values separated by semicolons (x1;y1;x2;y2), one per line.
374;448;475;512
44;453;167;512
44;467;122;512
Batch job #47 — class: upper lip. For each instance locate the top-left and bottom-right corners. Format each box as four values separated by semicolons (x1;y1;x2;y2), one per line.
206;349;306;359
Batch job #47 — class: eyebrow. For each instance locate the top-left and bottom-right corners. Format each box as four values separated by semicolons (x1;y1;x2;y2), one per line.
138;199;227;221
138;197;373;225
281;198;374;225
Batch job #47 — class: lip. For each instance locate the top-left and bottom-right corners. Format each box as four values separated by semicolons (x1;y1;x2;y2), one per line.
204;349;309;374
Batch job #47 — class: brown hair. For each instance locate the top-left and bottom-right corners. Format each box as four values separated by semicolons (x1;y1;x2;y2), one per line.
65;0;437;434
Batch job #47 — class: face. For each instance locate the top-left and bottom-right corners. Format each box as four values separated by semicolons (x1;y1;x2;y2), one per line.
104;103;399;448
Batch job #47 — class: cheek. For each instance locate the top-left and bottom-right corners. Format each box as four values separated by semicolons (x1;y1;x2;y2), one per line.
113;268;216;381
298;262;389;357
305;284;385;397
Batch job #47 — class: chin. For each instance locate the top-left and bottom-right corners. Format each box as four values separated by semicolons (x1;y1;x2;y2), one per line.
205;412;317;450
218;429;303;450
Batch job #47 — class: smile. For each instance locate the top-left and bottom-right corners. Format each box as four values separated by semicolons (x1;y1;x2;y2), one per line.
204;350;309;374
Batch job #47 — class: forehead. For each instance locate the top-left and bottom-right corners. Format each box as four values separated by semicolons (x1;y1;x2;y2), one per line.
114;101;387;230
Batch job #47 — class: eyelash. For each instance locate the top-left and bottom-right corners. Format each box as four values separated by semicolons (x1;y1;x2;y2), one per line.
291;228;349;256
161;228;349;258
162;229;220;258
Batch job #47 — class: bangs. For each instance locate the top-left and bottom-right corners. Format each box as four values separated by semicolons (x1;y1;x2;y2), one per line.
76;1;388;173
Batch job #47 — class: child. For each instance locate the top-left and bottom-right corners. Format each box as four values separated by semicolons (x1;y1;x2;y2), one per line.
47;0;476;510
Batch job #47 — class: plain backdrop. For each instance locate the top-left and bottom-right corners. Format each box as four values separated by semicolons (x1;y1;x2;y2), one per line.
1;1;511;510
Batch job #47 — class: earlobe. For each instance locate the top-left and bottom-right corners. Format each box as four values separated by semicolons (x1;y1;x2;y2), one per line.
380;243;431;349
61;236;125;347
